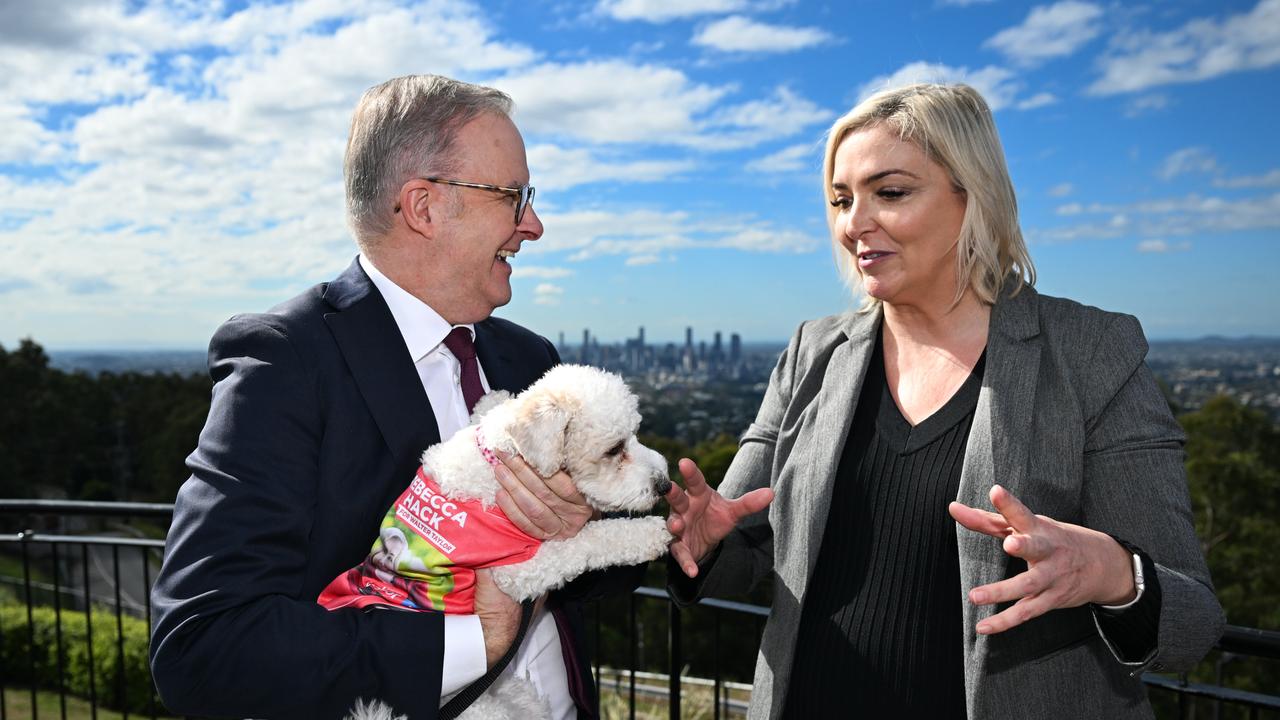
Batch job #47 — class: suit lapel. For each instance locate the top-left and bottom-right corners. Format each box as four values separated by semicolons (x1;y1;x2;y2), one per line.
956;284;1041;685
782;308;880;602
323;258;441;470
473;321;521;393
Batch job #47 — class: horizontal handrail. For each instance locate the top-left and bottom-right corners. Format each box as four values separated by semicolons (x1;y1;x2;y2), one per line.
635;584;770;617
0;499;174;517
1219;624;1280;660
0;531;167;548
1144;674;1280;709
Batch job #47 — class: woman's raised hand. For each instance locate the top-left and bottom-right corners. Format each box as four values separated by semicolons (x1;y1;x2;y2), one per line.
948;485;1138;635
666;458;774;578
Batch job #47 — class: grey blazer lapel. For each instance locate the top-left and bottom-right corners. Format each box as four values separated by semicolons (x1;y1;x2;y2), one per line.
779;308;880;602
956;285;1042;686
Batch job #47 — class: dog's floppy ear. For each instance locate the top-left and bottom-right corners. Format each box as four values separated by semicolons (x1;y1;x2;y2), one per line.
506;389;572;477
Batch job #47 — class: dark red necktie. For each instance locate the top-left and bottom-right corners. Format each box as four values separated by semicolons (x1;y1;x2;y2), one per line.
443;327;484;414
445;327;593;716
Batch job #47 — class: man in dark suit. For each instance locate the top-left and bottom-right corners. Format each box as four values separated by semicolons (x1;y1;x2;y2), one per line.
150;75;623;719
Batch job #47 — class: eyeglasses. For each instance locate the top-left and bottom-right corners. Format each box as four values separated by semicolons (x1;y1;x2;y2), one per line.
423;177;536;224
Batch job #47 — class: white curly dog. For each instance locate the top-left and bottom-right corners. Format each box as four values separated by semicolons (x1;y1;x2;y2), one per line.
343;364;674;720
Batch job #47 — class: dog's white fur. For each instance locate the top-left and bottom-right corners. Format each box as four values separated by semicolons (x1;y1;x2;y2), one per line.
346;365;673;720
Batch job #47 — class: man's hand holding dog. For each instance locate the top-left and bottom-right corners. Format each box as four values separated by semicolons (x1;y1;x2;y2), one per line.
473;568;548;668
493;449;594;541
666;459;774;578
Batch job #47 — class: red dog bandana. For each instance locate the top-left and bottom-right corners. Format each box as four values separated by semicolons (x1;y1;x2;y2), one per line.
318;431;541;614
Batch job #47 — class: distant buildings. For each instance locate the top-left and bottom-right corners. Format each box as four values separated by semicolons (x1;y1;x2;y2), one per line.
558;325;768;381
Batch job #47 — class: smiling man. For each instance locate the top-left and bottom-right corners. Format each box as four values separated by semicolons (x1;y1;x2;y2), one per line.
150;75;619;719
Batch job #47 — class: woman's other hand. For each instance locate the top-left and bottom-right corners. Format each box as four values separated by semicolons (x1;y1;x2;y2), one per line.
666;458;774;578
948;484;1137;635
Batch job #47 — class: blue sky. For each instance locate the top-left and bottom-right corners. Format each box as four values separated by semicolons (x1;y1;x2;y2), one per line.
1;0;1277;349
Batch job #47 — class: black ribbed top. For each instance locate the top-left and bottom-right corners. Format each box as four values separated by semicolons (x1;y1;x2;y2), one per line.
782;334;984;718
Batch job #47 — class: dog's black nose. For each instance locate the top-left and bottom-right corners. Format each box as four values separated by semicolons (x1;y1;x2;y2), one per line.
655;478;672;496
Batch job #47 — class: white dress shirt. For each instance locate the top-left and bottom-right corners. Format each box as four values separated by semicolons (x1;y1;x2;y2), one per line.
359;255;573;718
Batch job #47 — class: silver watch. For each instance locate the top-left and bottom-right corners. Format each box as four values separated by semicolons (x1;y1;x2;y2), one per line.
1100;551;1145;611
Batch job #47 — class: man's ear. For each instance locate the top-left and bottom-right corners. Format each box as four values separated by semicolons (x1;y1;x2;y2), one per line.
507;391;572;477
396;179;437;237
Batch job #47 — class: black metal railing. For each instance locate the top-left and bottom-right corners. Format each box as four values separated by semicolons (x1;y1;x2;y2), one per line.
3;500;1279;720
1;500;173;720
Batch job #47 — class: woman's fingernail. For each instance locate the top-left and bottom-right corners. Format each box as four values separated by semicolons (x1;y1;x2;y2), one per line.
972;590;986;603
976;622;991;634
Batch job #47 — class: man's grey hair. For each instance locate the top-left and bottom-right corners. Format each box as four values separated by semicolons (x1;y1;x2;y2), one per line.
344;75;513;244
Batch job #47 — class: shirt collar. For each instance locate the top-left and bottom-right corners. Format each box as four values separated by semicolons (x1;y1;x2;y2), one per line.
359;253;475;362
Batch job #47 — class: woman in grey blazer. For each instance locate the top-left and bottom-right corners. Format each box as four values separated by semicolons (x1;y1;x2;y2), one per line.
666;84;1223;719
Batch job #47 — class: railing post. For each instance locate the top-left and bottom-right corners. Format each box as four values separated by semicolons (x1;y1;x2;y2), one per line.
53;543;68;720
669;600;681;720
713;609;721;720
21;530;39;719
143;546;157;720
628;592;636;720
113;544;127;719
82;543;98;720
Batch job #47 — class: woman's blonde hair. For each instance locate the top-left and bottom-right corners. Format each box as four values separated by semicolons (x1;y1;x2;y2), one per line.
822;83;1035;307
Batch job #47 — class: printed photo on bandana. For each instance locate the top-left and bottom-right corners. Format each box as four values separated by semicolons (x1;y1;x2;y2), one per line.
319;466;542;614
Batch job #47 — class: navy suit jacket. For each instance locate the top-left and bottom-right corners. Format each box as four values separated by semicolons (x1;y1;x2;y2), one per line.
150;258;619;719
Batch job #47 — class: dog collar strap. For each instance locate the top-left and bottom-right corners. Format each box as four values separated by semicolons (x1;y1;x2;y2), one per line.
474;426;500;467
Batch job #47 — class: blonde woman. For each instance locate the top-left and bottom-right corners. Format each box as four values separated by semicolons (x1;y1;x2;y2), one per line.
666;84;1223;718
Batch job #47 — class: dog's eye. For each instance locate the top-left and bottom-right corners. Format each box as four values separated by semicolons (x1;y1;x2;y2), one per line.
605;441;626;457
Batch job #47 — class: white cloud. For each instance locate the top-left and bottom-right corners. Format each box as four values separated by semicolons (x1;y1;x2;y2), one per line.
859;61;1024;111
1137;239;1191;253
1088;0;1280;95
701;86;833;150
533;283;564;305
1158;147;1219;180
1038;192;1280;242
1048;183;1074;197
1213;169;1280;189
713;228;819;253
596;0;756;22
527;144;694;191
625;254;663;266
1124;93;1171;117
745;143;817;174
692;15;834;53
0;0;548;336
496;60;728;145
1016;92;1059;110
533;207;820;261
498;63;830;149
512;265;575;279
0;103;66;164
984;1;1104;66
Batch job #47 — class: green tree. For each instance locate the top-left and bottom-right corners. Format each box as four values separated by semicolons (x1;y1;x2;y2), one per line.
0;339;210;503
1180;394;1280;697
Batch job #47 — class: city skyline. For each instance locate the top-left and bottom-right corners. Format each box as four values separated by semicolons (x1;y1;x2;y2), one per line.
2;0;1278;350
